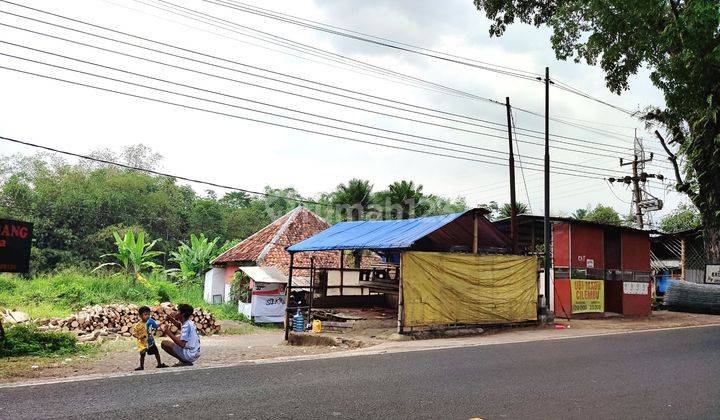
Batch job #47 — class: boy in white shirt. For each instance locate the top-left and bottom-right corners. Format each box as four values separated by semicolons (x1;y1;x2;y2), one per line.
161;303;201;366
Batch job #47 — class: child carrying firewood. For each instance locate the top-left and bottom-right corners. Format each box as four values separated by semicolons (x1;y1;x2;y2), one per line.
131;306;168;371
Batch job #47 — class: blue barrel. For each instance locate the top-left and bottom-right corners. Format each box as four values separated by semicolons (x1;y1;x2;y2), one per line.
292;310;305;332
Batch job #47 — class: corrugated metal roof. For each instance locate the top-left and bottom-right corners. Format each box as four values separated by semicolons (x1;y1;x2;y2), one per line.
239;266;287;284
287;210;502;252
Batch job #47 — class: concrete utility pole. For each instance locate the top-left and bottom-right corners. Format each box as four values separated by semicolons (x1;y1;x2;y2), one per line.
506;97;518;254
609;153;664;229
543;67;551;312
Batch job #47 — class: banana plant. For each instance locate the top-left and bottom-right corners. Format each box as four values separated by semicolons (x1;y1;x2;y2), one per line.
168;233;220;281
94;230;163;283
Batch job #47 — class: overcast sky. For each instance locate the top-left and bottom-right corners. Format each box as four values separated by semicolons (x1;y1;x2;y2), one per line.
0;0;687;223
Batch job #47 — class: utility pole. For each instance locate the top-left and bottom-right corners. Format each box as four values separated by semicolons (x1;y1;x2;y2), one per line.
629;155;644;228
506;97;518;254
608;152;664;229
543;67;551;312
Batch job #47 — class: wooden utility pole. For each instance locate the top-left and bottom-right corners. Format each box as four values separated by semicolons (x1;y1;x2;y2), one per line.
506;97;518;254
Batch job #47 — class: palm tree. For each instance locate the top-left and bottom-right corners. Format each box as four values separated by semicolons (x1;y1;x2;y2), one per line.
571;208;590;220
376;180;426;219
499;202;529;219
332;179;373;268
331;179;373;221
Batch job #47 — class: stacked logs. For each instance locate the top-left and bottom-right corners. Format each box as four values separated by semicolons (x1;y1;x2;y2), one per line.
38;302;220;339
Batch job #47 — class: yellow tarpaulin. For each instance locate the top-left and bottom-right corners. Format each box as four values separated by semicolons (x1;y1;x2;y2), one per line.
570;279;604;313
402;252;537;327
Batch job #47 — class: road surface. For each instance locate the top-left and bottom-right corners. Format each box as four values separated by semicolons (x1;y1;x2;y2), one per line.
2;325;719;419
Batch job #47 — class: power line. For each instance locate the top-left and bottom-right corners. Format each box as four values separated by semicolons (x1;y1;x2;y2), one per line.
511;110;532;214
205;0;638;116
0;4;647;158
0;63;608;180
0;135;330;207
200;0;542;82
0;49;619;178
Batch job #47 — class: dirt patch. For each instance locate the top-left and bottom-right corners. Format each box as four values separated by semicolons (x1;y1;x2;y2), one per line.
0;330;343;384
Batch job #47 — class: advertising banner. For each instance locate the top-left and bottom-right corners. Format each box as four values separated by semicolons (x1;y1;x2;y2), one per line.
705;264;720;284
0;219;33;273
623;282;649;295
571;279;604;313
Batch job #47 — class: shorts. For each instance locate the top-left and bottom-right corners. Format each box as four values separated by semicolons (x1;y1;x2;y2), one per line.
141;344;159;356
173;344;199;363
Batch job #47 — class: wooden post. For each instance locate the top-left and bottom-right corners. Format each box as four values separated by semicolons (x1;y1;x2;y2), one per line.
397;253;404;334
680;238;686;280
473;213;479;254
284;252;295;340
339;250;344;296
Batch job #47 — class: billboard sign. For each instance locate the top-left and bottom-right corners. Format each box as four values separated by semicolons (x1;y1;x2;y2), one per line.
705;264;720;285
0;219;33;273
571;279;604;313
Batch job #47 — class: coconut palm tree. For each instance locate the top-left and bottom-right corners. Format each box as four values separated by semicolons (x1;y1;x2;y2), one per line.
331;178;373;221
376;180;426;219
499;202;529;219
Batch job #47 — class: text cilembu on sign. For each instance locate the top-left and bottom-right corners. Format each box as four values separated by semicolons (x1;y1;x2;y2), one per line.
0;219;33;273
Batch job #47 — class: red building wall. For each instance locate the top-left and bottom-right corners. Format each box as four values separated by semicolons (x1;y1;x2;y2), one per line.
553;223;570;268
570;225;605;270
621;232;650;271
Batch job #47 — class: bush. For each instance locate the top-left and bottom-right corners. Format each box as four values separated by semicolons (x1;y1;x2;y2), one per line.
0;277;17;293
53;283;98;310
0;324;78;357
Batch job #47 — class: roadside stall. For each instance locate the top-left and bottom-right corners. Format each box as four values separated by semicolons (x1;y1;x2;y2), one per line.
283;208;537;339
236;266;290;323
552;220;652;318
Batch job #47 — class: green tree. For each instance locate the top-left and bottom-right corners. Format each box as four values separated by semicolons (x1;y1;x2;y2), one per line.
375;180;427;219
499;202;529;219
472;0;720;261
660;203;702;233
571;208;589;220
331;178;374;221
169;233;221;281
94;230;163;283
584;204;622;226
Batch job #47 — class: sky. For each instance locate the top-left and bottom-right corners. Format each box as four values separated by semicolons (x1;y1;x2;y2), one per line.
0;0;689;224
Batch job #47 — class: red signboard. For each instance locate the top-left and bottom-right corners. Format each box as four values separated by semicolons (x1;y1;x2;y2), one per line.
0;219;33;273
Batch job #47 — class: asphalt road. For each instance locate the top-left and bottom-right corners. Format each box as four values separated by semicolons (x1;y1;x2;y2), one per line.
2;326;720;420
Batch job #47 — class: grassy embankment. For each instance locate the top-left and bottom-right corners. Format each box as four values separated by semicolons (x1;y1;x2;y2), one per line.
0;269;242;320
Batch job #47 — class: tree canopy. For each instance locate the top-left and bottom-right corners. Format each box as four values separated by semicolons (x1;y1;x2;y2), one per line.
660;203;702;233
1;150;467;272
473;0;720;259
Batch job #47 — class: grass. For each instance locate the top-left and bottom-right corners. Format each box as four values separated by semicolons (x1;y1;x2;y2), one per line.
0;269;248;321
0;337;130;380
1;324;78;358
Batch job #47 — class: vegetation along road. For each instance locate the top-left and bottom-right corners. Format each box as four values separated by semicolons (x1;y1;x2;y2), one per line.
2;325;719;419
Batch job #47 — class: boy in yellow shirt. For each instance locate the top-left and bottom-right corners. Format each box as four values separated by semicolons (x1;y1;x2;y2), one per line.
131;306;168;371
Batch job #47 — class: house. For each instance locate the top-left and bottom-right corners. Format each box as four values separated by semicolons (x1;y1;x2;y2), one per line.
203;205;340;304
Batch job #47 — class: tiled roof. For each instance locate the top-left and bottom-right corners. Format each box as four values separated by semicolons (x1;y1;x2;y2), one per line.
212;206;341;275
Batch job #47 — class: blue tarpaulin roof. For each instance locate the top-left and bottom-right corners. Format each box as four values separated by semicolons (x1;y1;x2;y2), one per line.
287;212;470;252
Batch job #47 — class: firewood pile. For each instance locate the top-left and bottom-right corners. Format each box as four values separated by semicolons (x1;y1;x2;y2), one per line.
37;303;220;341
